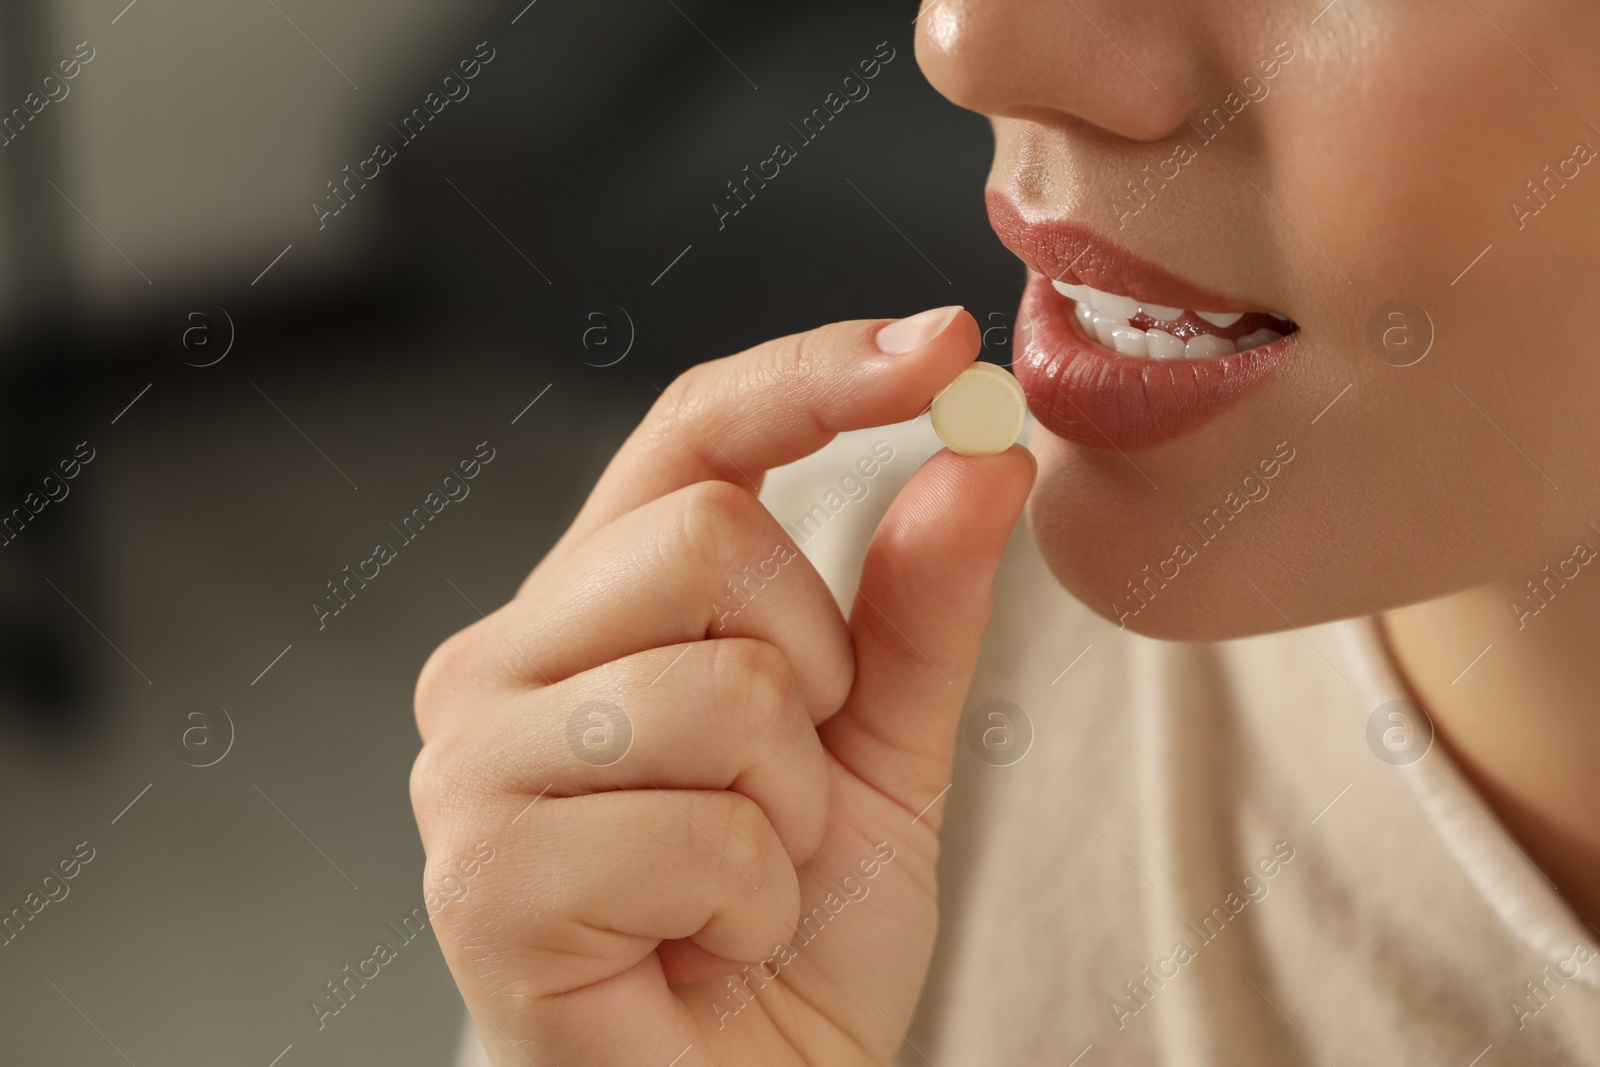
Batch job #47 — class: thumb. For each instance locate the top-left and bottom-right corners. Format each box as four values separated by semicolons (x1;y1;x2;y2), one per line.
820;443;1036;829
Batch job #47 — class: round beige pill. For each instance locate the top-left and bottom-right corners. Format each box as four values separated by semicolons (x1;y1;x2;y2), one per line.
930;362;1027;456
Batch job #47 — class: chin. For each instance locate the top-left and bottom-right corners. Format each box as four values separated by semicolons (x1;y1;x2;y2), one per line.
1022;428;1322;644
1026;502;1221;642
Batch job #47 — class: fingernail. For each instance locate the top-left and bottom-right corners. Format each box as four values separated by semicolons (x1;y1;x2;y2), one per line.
875;306;964;355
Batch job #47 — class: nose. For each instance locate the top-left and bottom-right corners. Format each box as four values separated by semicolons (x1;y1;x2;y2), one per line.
915;0;1198;142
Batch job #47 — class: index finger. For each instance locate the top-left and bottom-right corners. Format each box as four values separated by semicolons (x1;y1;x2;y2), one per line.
543;306;979;567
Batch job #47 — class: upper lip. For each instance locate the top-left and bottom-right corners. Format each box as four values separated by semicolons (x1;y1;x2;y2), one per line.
985;189;1299;450
986;192;1280;316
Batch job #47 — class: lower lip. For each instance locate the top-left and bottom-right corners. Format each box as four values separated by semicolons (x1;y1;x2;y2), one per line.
1013;273;1295;451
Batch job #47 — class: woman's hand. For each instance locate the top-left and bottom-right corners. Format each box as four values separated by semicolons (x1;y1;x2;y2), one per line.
410;307;1035;1066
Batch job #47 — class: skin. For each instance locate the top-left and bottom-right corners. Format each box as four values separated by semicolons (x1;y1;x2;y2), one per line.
917;0;1600;931
412;311;1035;1065
415;2;1600;1062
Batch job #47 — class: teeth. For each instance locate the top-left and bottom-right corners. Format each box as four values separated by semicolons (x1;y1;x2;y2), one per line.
1145;328;1186;360
1051;279;1090;302
1056;280;1291;359
1186;334;1235;360
1089;290;1140;319
1110;325;1148;358
1091;312;1120;348
1235;328;1284;352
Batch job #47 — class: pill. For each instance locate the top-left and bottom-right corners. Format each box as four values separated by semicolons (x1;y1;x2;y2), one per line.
931;362;1027;456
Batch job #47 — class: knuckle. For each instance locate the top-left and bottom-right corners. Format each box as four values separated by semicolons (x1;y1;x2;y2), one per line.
766;327;827;387
760;329;836;435
857;595;931;678
413;627;473;740
715;793;779;884
675;480;768;577
816;642;855;718
408;731;473;823
657;361;707;412
408;741;447;820
853;541;943;673
651;362;727;437
712;639;799;745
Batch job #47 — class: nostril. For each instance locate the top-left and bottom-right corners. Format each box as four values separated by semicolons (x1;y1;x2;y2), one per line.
914;0;1199;144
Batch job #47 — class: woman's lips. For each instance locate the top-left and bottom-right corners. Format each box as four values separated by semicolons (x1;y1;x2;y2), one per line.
1015;274;1295;450
988;193;1275;314
989;193;1298;451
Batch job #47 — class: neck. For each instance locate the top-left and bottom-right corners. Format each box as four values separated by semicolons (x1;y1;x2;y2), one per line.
1382;555;1600;932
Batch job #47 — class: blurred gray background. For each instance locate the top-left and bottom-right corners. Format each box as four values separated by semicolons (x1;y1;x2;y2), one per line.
0;1;1021;1063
